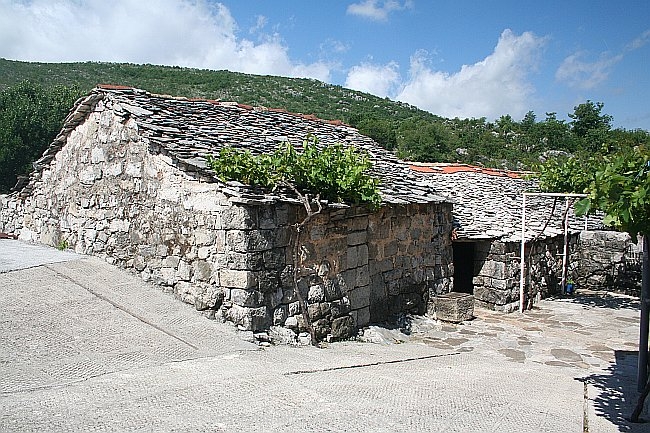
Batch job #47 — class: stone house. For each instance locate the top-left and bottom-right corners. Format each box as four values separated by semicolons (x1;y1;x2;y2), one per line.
0;85;454;342
410;163;637;310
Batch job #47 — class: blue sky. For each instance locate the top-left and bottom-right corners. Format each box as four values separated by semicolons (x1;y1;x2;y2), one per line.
1;0;648;130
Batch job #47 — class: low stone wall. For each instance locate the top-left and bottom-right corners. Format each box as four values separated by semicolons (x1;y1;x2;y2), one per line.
572;230;641;293
0;104;455;342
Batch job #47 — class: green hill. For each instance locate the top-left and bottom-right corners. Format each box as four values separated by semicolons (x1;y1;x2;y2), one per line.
0;58;437;125
1;58;648;193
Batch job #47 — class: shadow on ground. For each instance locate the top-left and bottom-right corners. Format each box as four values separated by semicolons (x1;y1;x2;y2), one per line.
561;290;640;311
580;351;649;432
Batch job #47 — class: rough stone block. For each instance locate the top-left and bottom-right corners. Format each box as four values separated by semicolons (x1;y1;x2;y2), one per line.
222;206;257;230
347;246;359;269
369;282;388;323
430;292;474;322
348;216;369;232
308;285;325;303
224;305;269;331
355;306;370;327
230;288;264;307
357;244;369;266
383;241;398;257
348;285;370;309
370;258;393;276
356;265;370;287
258;206;277;229
269;325;297;344
194;228;215;246
331;316;355;340
347;231;367;246
312;319;331;340
193;260;213;282
219;269;257;289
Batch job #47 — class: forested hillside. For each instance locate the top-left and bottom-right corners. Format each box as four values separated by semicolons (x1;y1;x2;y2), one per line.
1;58;649;193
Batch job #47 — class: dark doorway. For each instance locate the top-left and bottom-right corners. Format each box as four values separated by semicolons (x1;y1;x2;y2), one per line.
453;242;475;294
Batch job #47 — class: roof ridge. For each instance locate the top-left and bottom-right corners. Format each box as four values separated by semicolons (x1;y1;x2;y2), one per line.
95;84;351;127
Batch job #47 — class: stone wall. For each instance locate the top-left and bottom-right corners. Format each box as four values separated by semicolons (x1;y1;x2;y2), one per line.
0;102;455;342
572;230;641;293
471;240;519;311
469;230;642;310
471;235;577;311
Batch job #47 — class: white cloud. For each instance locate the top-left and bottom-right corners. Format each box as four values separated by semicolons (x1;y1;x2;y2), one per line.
396;30;546;120
0;0;331;82
320;39;350;55
555;51;623;90
346;0;413;22
345;61;401;96
556;29;649;90
249;15;268;35
626;29;650;51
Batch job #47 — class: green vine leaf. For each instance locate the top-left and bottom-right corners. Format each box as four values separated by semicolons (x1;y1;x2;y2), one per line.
207;137;382;209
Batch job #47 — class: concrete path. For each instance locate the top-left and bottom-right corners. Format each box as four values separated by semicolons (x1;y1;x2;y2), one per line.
0;240;648;432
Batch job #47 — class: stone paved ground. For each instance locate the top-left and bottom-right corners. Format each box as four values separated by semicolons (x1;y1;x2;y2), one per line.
1;240;648;432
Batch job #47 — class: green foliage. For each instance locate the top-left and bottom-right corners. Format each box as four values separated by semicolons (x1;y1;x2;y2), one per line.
356;117;397;150
207;138;382;209
585;145;650;237
536;144;650;238
534;156;597;194
2;59;649;183
396;118;455;162
569;100;613;152
0;80;82;192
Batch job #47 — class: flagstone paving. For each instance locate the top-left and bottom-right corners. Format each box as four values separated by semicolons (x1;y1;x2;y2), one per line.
1;240;648;432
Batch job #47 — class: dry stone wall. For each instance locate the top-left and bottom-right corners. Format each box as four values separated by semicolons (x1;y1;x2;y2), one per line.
470;230;640;310
291;202;454;341
0;101;455;343
572;230;641;293
472;236;576;311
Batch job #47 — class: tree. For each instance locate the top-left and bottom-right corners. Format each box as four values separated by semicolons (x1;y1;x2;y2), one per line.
0;81;82;192
569;101;613;152
356;117;397;150
396;118;455;162
538;112;576;153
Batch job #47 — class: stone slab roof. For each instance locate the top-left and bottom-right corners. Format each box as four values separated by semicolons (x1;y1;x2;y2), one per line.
23;85;447;206
411;163;603;242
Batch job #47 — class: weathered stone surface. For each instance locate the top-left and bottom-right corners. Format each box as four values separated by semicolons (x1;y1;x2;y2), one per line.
0;86;462;343
348;285;370;309
268;326;297;345
331;316;355;340
230;288;264;307
307;285;325;303
312;318;331;340
224;305;270;331
431;292;474;323
219;269;257;289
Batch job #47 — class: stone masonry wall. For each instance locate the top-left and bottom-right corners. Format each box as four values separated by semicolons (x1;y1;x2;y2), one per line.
268;201;453;342
472;235;577;311
572;230;641;293
0;103;455;342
